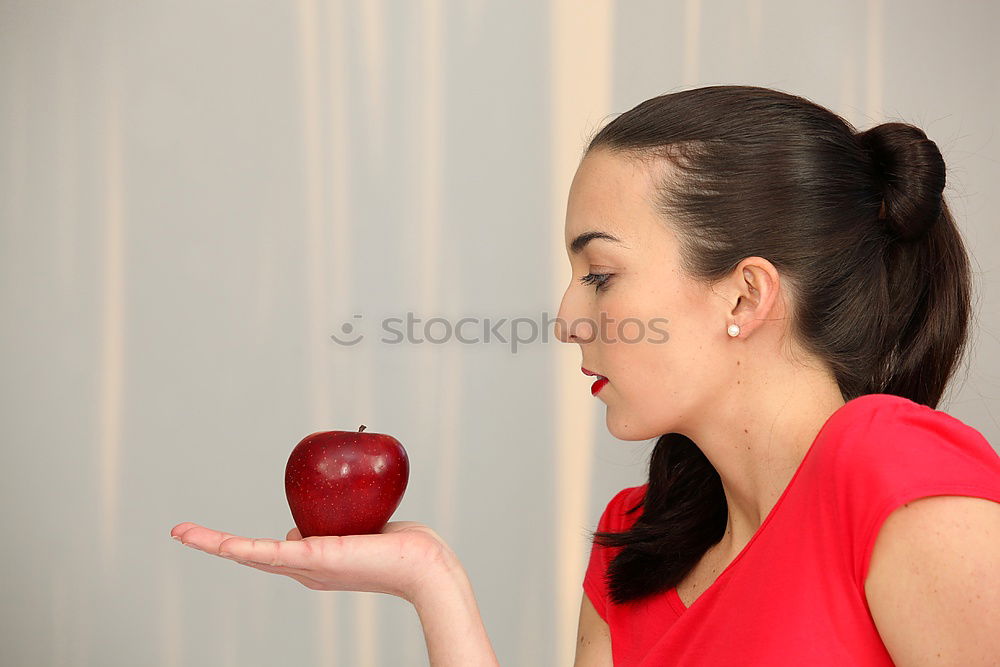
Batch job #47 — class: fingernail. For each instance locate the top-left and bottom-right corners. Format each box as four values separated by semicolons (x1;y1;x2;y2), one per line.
171;535;181;541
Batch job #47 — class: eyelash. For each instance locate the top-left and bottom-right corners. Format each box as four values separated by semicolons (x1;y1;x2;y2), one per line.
579;272;613;292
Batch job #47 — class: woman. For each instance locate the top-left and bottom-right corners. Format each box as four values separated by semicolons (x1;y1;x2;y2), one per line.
171;86;1000;666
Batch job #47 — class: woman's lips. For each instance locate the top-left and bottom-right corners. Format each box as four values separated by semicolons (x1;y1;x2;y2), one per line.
582;368;609;395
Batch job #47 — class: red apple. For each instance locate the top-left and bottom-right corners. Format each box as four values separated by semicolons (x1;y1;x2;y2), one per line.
285;425;409;537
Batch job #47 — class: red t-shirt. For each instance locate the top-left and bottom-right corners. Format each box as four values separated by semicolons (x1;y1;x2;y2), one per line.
583;393;1000;666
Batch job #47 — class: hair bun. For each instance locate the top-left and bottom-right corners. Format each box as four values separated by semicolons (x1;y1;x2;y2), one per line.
855;122;946;241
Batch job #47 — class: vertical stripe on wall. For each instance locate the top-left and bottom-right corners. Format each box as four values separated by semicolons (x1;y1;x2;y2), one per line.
412;1;452;662
683;0;701;87
355;1;385;664
299;0;332;435
297;0;343;664
321;0;350;663
99;18;125;581
866;0;884;123
549;2;613;665
747;0;762;54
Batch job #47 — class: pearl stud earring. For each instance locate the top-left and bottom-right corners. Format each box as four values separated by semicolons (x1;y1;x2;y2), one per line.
727;324;741;337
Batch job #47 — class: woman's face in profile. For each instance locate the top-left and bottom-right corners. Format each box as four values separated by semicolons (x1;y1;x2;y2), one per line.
556;149;733;440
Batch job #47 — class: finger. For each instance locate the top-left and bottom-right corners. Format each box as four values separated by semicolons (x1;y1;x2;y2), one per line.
218;535;322;568
174;524;244;554
170;522;199;540
286;527;302;541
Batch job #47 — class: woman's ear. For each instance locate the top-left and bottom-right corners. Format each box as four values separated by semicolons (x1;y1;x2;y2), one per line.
729;259;781;337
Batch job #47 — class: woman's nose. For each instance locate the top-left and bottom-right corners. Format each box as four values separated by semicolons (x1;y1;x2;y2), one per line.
555;292;596;344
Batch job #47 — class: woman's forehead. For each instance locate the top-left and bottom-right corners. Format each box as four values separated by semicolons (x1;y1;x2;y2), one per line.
570;150;655;207
565;152;668;244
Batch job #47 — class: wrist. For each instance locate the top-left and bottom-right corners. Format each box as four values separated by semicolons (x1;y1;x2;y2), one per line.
409;553;499;666
404;545;464;605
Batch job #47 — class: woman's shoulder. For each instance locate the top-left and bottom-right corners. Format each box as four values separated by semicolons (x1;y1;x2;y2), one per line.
812;393;1000;590
596;484;648;532
816;392;1000;517
830;392;954;427
824;392;996;463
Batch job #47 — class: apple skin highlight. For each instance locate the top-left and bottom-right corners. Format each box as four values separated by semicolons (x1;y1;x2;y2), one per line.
284;425;409;537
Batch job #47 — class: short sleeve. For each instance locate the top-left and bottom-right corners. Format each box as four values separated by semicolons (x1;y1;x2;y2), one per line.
839;397;1000;588
582;485;644;623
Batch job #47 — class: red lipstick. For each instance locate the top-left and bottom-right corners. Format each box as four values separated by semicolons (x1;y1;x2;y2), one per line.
582;367;609;396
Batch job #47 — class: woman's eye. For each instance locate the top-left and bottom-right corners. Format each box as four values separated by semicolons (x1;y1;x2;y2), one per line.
579;273;613;292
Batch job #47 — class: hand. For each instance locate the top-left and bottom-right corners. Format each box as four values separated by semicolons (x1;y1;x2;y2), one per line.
170;520;457;604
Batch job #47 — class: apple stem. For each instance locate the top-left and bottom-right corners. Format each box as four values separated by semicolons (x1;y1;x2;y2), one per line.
359;425;366;433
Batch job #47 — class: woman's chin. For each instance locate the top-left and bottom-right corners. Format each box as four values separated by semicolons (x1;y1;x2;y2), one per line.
606;412;657;441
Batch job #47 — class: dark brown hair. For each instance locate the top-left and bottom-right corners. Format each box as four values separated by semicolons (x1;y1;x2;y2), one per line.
586;85;974;607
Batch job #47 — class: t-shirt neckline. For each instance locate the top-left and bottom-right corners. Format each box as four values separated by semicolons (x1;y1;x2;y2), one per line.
669;397;859;612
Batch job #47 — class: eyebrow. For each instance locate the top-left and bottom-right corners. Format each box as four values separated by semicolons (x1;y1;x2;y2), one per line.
569;231;628;254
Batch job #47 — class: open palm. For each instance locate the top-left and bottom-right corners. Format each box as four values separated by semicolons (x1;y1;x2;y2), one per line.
170;520;455;603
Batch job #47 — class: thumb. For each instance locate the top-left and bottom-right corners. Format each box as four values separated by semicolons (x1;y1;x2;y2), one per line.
286;527;302;541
